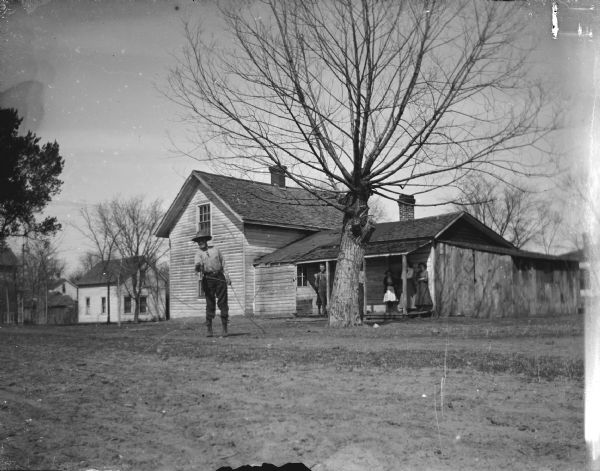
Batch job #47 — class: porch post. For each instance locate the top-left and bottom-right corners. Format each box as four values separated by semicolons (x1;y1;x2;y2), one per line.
402;254;408;314
430;244;436;316
326;261;331;316
360;258;366;322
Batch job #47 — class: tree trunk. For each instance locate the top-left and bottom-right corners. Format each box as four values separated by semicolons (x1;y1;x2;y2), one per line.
329;193;374;327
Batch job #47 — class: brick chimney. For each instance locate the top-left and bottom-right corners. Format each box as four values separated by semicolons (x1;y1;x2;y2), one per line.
397;194;415;221
269;165;287;187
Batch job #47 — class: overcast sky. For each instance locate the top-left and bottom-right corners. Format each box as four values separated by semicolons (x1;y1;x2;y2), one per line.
0;0;596;272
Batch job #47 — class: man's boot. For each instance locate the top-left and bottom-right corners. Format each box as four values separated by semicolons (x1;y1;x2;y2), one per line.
206;319;213;337
221;318;228;337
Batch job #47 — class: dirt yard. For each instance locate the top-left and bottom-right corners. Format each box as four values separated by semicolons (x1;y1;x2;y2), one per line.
0;315;585;471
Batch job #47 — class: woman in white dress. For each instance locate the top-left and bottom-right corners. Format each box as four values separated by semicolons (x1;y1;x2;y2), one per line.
382;270;398;314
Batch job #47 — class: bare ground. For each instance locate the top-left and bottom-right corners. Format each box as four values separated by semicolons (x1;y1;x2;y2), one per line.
0;315;585;471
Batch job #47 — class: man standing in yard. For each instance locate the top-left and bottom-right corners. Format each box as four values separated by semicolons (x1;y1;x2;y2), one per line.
314;263;328;316
193;231;231;337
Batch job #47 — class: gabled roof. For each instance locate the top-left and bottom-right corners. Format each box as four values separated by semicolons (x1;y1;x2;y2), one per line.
76;256;145;287
368;212;462;242
48;278;75;291
155;170;343;237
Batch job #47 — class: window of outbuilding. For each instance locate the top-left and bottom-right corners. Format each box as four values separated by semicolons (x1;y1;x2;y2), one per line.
101;297;106;314
197;203;211;235
139;296;147;313
85;297;90;315
297;265;308;287
124;296;132;314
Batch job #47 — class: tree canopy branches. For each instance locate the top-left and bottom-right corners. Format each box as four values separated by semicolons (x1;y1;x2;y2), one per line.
0;108;64;243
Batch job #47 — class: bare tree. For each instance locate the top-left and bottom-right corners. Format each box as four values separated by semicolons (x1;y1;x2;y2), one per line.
169;0;555;326
454;174;541;249
77;196;167;323
534;205;563;255
78;203;120;324
454;174;566;254
22;236;65;323
69;251;100;283
106;197;167;323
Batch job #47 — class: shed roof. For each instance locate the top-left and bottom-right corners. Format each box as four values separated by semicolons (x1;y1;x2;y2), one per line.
47;292;76;307
440;240;580;262
76;256;145;287
156;170;343;237
254;212;467;265
255;211;569;266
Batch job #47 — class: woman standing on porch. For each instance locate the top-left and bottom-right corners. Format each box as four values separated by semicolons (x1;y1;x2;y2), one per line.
415;263;433;311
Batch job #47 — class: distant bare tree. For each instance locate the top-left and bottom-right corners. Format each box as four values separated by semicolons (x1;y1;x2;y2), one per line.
534;205;563;255
77;196;167;323
169;0;556;326
454;175;541;248
69;251;100;283
77;203;120;324
454;174;565;253
22;236;65;322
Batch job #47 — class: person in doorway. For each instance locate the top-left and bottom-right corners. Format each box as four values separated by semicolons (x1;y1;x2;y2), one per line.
415;262;433;311
382;270;398;314
193;230;231;337
399;263;416;312
314;263;328;316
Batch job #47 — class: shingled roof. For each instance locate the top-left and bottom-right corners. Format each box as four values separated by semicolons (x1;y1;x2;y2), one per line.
76;256;145;287
156;171;343;237
255;212;463;265
254;211;534;265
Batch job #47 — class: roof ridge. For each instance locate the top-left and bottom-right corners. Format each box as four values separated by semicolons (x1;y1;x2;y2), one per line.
193;169;335;195
376;211;462;226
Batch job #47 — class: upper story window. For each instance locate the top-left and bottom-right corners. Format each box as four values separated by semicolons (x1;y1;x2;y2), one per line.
197;203;211;235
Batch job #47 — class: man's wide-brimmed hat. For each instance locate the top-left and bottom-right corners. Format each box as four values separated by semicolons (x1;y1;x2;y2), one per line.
191;230;212;242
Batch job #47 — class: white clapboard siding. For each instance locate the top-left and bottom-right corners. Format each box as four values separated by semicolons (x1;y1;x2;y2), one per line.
169;186;245;319
244;224;309;315
254;264;297;317
78;285;118;323
78;276;165;323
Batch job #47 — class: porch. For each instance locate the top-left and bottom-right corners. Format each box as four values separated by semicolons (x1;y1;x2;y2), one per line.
294;241;435;320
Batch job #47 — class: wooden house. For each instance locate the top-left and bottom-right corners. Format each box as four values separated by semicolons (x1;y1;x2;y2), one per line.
155;168;342;318
76;256;167;323
48;278;78;300
46;292;78;325
159;170;580;320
